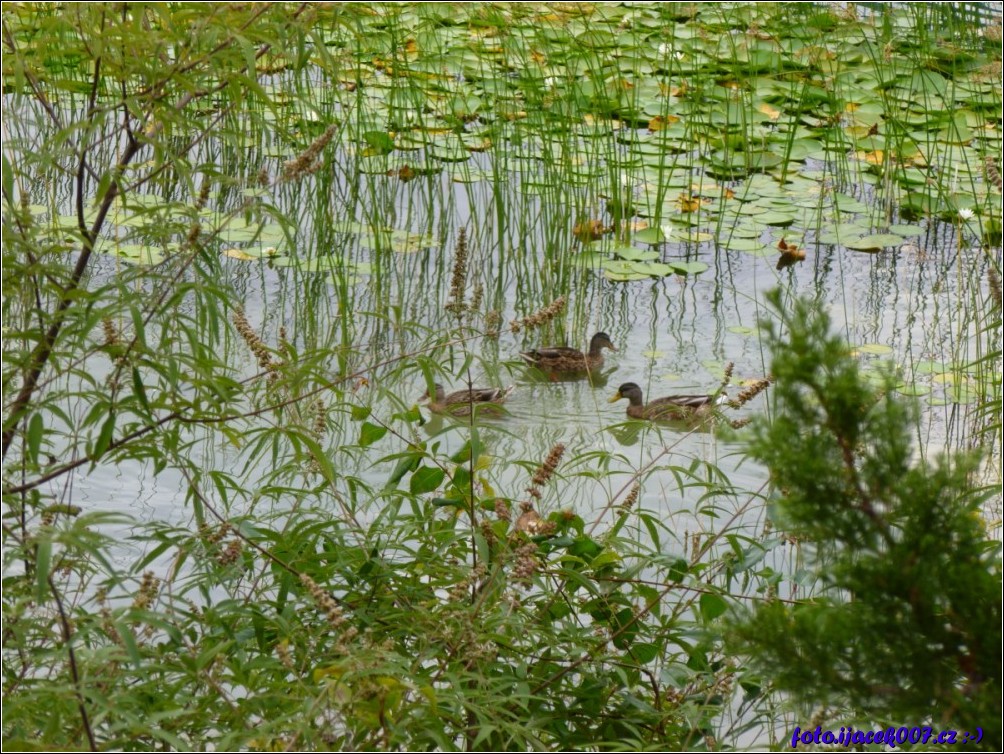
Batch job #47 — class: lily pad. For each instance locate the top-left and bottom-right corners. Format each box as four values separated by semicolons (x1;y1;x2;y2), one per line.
633;227;668;245
668;261;710;275
887;224;925;237
611;246;660;262
896;384;931;397
604;268;652;282
223;246;283;261
845;234;905;251
854;343;894;355
720;237;765;252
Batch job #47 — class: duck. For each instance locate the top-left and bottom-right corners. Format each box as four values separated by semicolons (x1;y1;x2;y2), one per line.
608;382;724;422
520;332;616;373
419;383;514;416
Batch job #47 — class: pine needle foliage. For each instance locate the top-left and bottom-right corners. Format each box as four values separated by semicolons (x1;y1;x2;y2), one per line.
731;291;1002;750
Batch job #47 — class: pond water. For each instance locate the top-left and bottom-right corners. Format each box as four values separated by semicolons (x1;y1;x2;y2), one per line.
4;3;1001;747
71;134;998;568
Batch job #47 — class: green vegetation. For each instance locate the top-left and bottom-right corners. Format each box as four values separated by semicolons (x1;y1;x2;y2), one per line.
3;3;1000;751
732;291;1002;749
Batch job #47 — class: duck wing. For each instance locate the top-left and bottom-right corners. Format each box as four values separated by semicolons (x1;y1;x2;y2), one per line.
641;395;721;420
650;394;717;410
445;386;513;405
520;346;584;364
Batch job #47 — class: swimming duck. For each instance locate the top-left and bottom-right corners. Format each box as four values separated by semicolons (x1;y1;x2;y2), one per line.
419;383;514;416
520;332;616;373
608;382;724;421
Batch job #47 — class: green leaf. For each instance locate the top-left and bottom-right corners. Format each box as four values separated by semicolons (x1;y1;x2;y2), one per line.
132;367;151;417
2;153;13;200
27;413;43;465
629;642;660;664
351;405;372;421
568;536;603;562
94;411;116;459
451;438;483;465
431;497;465;509
700;593;728;621
363;131;395;155
384;453;422;489
591;550;622;569
410;466;445;495
395;405;423;423
358;421;387;447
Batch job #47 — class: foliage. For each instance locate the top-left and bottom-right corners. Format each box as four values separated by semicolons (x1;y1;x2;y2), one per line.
2;3;1000;752
730;290;1003;750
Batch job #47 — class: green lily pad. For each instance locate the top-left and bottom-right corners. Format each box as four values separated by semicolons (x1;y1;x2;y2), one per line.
754;211;797;227
223;246;284;261
604;268;652;282
896;384;931;397
635;262;677;276
611;246;660;262
720;237;764;252
887;224;925;237
108;244;167;266
845;234;905;251
915;360;947;374
677;230;713;243
855;343;894;355
668;261;710;275
633;227;668;245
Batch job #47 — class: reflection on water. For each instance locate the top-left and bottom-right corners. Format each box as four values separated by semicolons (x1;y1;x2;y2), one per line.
78;210;1000;558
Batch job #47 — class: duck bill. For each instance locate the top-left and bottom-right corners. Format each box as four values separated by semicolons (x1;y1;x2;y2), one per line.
607;392;623;403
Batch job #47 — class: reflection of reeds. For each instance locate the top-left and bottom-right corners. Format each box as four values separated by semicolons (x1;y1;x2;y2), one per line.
510;296;566;333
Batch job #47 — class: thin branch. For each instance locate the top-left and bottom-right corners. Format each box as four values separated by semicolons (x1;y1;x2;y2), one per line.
48;573;98;751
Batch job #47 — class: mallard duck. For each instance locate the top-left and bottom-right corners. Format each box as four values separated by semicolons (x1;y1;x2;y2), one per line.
419;383;514;416
520;332;616;373
608;382;724;421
